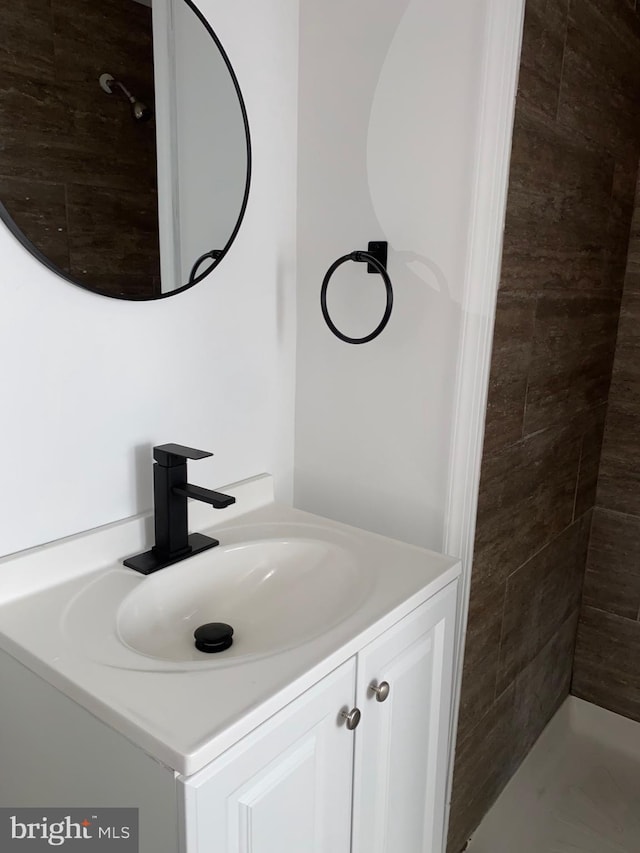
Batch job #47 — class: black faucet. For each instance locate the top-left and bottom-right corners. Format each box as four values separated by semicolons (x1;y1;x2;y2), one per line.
124;443;236;575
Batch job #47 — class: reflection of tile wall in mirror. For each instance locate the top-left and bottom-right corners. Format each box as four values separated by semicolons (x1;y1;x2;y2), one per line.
0;0;251;300
0;176;70;272
67;184;161;296
0;0;160;298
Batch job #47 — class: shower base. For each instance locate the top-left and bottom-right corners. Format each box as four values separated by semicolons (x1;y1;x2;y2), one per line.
466;696;640;853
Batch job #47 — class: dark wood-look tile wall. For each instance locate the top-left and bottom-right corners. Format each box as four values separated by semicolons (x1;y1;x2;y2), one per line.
496;515;589;694
0;0;159;298
0;0;55;81
581;507;640;619
626;198;640;284
448;609;580;853
448;1;640;850
573;171;640;721
596;290;640;515
573;606;640;718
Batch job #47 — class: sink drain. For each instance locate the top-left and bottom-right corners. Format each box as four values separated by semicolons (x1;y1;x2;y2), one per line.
194;622;234;653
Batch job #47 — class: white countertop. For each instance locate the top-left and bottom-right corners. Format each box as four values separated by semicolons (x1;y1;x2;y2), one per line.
0;475;460;776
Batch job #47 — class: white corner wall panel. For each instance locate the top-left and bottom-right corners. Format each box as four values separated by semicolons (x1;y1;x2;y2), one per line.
294;0;491;551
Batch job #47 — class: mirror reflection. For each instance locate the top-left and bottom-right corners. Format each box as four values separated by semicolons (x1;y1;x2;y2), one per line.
0;0;250;300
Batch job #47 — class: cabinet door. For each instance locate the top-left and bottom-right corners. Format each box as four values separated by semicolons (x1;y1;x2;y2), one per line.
180;659;356;853
352;581;457;853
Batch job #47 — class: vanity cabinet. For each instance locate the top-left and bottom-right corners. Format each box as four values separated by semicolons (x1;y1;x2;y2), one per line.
181;659;356;853
180;581;457;853
352;586;455;853
0;484;460;853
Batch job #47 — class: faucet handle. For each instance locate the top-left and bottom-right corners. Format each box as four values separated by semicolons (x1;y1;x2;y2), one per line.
153;443;213;467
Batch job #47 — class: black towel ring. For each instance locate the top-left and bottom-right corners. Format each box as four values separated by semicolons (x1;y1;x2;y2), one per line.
320;250;393;345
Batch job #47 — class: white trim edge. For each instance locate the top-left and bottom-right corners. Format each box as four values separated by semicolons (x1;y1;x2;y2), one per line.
153;0;183;291
441;0;525;847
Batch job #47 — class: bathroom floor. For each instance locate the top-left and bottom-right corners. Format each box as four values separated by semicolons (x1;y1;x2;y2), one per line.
467;697;640;853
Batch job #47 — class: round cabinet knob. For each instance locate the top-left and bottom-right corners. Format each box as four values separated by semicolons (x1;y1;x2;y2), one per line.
369;680;390;702
341;707;361;730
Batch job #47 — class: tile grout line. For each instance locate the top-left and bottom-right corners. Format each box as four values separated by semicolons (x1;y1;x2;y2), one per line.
582;602;640;625
504;504;593;585
485;400;606;462
571;434;583;524
519;292;540;443
554;0;571;125
592;503;640;524
492;580;511;702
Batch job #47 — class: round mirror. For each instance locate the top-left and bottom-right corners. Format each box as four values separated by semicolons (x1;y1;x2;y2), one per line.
0;0;250;300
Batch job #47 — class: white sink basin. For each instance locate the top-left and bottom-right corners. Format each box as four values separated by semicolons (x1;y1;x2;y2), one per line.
61;524;373;671
119;537;363;663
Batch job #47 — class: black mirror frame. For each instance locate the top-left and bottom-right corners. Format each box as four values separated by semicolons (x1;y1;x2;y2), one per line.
0;0;252;301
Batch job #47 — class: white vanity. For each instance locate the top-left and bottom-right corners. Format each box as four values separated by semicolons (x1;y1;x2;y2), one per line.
0;475;459;853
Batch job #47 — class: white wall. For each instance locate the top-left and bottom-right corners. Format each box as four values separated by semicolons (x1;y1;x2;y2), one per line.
0;0;299;558
294;0;491;551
